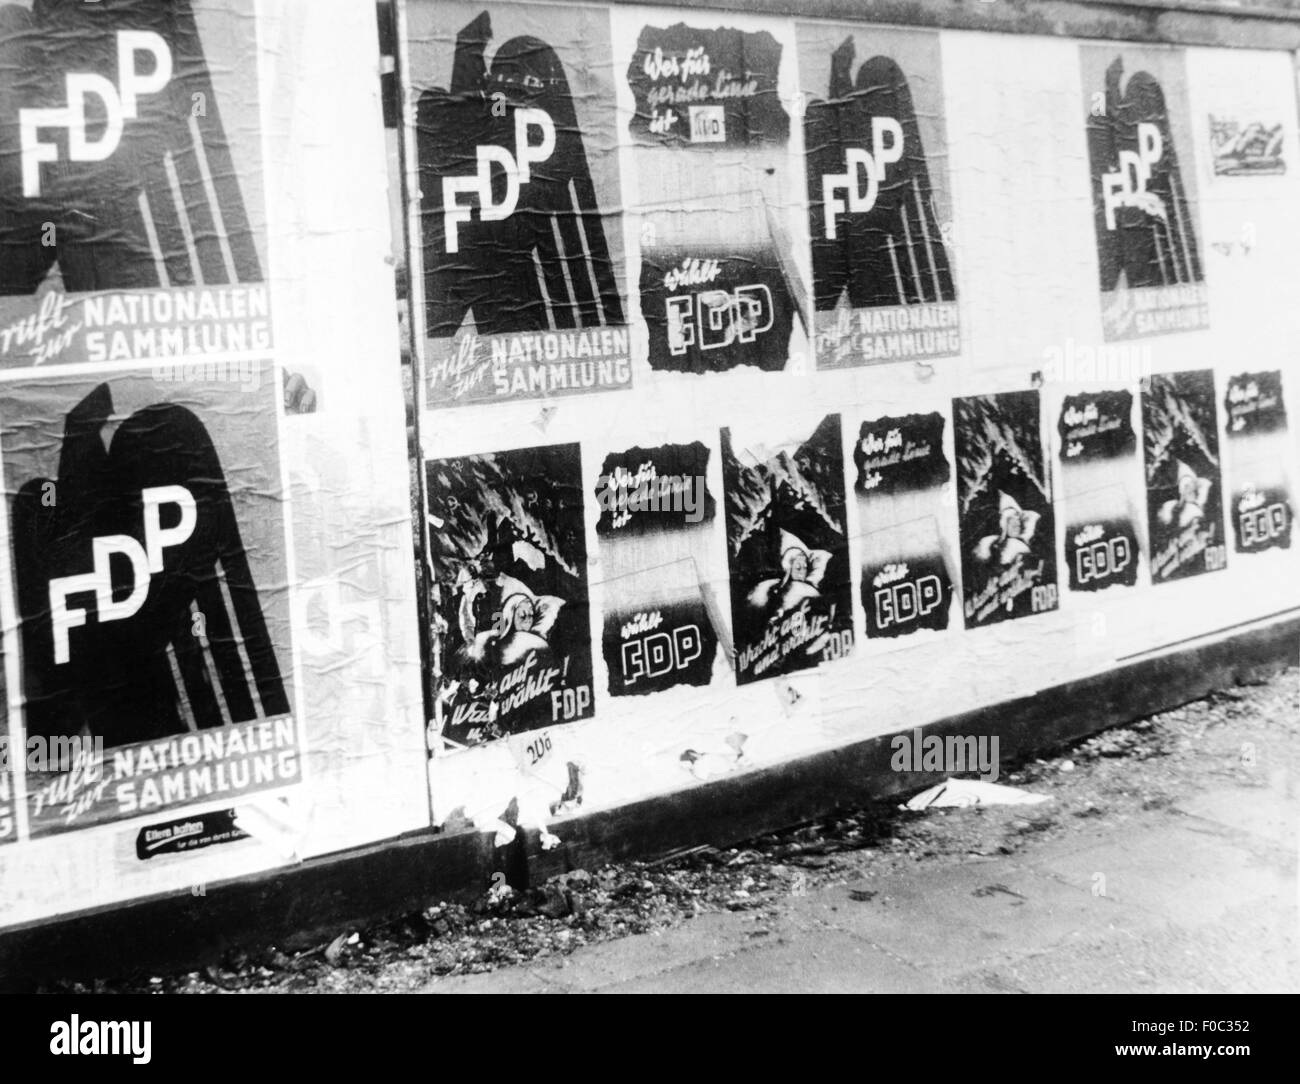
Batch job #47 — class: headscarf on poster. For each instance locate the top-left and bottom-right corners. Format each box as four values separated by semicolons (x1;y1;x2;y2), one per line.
954;391;1059;627
1223;371;1293;555
853;412;955;638
1083;46;1208;341
594;442;719;696
721;415;854;683
415;6;629;406
1057;390;1142;592
1141;370;1228;583
800;27;960;369
426;443;595;747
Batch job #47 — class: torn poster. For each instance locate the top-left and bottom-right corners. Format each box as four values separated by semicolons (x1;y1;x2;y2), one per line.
853;411;955;638
595;441;719;696
1057;389;1142;592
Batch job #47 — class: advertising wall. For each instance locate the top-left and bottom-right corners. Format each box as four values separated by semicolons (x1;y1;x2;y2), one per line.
1;0;1298;933
405;2;1300;848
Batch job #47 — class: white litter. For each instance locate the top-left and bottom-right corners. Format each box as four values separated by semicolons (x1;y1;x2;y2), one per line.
902;778;1052;811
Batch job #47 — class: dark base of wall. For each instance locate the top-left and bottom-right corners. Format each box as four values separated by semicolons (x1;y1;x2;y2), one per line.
2;615;1296;989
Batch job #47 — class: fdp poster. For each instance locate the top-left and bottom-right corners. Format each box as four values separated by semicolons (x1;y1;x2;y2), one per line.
425;443;595;747
954;391;1060;628
1141;370;1228;583
853;411;955;639
1081;45;1208;341
1223;371;1292;555
1056;390;1142;592
798;23;959;369
619;13;806;375
594;442;719;696
0;363;300;838
721;414;854;684
0;0;271;370
407;1;631;407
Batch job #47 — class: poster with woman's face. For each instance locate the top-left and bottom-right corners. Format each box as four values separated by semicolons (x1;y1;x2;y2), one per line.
954;391;1059;628
721;415;854;684
1141;370;1228;583
425;443;594;748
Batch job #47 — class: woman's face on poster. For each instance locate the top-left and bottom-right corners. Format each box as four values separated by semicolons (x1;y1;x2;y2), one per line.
511;598;536;632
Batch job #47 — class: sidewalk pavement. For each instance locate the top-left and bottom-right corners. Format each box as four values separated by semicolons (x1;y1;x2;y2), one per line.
420;774;1299;993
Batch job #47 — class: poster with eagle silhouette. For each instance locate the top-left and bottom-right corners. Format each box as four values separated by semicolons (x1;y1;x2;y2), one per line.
1223;371;1292;556
798;23;959;370
594;442;719;696
407;1;630;407
721;415;854;685
620;14;806;375
1141;370;1228;583
954;391;1060;628
1056;389;1142;592
0;0;272;371
853;411;955;639
1081;45;1209;341
425;443;594;747
0;362;300;837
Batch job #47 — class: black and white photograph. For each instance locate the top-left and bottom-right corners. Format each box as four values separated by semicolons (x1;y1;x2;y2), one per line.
0;0;1296;1048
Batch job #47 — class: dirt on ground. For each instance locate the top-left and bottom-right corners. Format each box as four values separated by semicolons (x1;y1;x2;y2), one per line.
40;666;1298;993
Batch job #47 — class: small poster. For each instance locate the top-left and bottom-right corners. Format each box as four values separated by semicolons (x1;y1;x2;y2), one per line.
621;15;806;375
595;442;719;696
853;411;955;639
1223;371;1292;554
1057;390;1142;592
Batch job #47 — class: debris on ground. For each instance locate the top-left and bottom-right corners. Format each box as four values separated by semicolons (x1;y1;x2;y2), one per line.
37;667;1299;994
901;778;1052;810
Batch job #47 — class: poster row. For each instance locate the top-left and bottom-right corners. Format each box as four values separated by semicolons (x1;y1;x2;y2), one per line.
423;368;1293;750
401;1;1270;407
